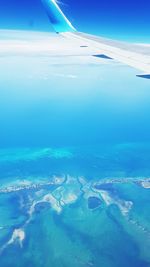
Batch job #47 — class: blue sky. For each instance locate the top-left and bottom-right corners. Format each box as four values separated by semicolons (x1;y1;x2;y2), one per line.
0;0;150;42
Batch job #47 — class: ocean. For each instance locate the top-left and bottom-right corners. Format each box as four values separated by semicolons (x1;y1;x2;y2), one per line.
0;31;150;267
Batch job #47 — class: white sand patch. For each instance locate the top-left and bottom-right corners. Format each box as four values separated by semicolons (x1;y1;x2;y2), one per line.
43;194;62;213
0;228;25;253
140;181;150;189
8;229;25;247
52;175;66;185
61;192;78;205
100;190;133;216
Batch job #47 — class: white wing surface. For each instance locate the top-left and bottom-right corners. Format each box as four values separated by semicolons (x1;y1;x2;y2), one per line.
41;0;150;78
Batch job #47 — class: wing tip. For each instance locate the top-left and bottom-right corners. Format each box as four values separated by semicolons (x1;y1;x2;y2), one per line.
136;74;150;79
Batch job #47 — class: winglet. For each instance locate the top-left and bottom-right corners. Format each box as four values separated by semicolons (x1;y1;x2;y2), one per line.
41;0;76;33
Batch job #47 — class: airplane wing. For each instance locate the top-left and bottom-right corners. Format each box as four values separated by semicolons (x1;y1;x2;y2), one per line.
41;0;150;78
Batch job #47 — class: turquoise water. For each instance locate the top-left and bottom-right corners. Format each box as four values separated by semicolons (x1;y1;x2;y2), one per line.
0;31;150;266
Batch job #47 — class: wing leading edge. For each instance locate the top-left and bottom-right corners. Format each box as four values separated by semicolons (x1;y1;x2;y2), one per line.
41;0;150;77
